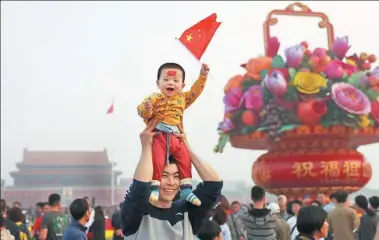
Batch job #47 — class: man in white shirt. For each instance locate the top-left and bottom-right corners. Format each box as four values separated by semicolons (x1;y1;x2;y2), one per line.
83;197;95;233
287;200;303;240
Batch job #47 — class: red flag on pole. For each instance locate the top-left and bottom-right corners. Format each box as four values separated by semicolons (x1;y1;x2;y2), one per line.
177;13;221;61
106;102;114;114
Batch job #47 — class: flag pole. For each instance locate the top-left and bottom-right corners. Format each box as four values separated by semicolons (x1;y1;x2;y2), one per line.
107;97;116;206
111;97;115;206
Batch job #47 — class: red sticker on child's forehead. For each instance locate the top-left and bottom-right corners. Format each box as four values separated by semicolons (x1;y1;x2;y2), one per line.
167;70;177;76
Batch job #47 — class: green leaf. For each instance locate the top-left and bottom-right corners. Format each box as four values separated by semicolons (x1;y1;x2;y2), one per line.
348;72;365;86
260;69;269;80
241;80;258;91
241;126;256;135
213;134;230;153
278;124;299;133
365;89;379;101
256;126;270;132
231;110;242;122
288;68;297;80
272;55;286;68
347;113;357;119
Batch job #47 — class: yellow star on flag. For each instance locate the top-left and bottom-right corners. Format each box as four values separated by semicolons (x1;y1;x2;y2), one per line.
186;34;193;42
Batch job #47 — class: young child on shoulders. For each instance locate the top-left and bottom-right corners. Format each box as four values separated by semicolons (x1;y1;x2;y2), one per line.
137;62;210;206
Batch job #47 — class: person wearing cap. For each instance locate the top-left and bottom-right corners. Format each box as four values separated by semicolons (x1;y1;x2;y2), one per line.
267;202;291;240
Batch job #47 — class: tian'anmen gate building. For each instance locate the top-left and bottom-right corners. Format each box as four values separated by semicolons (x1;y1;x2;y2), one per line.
2;149;131;206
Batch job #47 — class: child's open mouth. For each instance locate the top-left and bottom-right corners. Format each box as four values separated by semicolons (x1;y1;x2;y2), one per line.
166;87;174;93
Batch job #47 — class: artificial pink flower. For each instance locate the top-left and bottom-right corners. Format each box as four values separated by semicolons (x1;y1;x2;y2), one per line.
284;44;304;68
331;36;351;59
267;37;280;57
218;118;235;133
241;85;264;110
312;48;328;58
371;100;379;123
331;82;371;115
325;61;344;79
224;87;243;113
264;70;288;96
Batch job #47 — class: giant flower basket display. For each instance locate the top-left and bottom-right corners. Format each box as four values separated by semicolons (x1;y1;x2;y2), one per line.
215;2;379;199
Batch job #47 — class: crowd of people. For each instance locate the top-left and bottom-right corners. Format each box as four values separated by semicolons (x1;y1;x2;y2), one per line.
1;122;379;240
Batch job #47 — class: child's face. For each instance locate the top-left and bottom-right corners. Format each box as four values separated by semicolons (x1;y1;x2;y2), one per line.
157;68;185;97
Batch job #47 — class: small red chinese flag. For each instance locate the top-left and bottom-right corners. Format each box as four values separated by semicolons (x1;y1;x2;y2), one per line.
178;13;221;60
106;102;114;114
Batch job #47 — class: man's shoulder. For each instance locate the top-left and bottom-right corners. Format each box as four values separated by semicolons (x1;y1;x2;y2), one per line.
194;181;223;192
4;218;18;229
43;211;63;219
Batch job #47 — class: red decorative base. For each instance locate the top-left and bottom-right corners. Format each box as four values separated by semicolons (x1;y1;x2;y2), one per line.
231;126;378;199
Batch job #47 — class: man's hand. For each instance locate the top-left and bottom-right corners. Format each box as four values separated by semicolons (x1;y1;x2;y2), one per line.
200;63;210;77
115;229;124;237
139;119;158;147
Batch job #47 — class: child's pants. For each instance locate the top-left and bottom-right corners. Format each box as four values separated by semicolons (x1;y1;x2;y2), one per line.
152;132;192;182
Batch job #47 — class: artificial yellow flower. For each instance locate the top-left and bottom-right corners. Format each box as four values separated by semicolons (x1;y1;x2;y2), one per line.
292;72;328;94
359;115;371;128
346;58;357;66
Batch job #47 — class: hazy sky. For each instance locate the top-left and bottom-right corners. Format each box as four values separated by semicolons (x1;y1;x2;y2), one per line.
1;1;378;189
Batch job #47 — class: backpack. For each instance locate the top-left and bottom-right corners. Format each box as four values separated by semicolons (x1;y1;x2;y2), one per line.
15;222;29;240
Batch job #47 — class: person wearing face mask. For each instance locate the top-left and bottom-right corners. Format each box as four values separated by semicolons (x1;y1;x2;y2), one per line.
62;198;91;240
295;206;329;240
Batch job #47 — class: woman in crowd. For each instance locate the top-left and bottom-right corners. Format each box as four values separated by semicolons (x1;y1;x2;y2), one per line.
218;195;246;240
88;206;106;240
1;214;15;240
296;206;329;240
354;195;378;240
7;207;30;240
210;202;232;240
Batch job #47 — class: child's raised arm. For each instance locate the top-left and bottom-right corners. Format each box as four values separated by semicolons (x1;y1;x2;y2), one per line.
184;64;209;109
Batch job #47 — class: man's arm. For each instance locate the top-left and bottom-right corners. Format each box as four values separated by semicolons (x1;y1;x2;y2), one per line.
185;140;221;182
184;138;222;234
137;94;157;119
351;210;359;231
374;223;379;240
120;121;157;236
39;215;48;240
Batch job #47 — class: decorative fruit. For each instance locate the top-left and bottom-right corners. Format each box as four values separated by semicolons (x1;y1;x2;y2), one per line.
321;56;331;65
260;103;293;140
308;56;320;67
368;54;377;63
297;100;327;125
224;75;244;94
241;110;258;126
360;52;368;61
368;75;379;86
361;62;371;71
301;41;309;49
